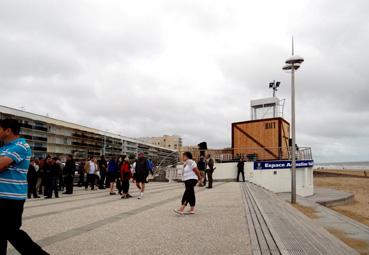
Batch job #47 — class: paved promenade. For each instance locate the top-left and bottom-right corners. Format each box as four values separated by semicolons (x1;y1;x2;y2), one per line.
8;182;361;255
9;182;250;255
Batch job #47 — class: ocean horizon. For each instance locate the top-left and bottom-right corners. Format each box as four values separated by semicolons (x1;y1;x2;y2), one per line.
314;161;369;170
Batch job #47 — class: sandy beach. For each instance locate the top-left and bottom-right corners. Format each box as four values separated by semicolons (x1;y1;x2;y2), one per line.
314;175;369;227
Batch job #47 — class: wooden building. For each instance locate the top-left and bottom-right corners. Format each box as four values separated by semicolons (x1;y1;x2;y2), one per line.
232;117;290;161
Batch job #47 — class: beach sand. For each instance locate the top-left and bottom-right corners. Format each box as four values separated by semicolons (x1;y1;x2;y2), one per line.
314;175;369;227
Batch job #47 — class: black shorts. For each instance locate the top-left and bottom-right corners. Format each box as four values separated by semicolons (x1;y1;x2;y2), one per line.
135;173;147;183
107;172;117;183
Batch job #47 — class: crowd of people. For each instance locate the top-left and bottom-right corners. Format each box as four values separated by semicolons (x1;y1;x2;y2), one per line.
26;152;155;200
0;118;218;254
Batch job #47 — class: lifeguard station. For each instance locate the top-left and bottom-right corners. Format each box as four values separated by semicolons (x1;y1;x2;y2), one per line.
233;81;289;161
230;81;314;196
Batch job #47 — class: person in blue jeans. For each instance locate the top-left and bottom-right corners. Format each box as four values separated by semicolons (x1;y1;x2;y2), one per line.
0;118;49;255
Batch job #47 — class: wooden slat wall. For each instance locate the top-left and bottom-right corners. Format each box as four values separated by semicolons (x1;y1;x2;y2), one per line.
281;121;290;160
232;118;290;161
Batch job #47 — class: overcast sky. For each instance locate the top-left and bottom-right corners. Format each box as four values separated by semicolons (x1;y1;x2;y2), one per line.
0;0;368;163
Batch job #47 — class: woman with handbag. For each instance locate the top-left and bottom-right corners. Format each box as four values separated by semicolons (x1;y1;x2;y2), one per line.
174;152;201;216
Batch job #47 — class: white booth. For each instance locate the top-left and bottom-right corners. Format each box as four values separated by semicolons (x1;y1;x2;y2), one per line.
212;161;314;197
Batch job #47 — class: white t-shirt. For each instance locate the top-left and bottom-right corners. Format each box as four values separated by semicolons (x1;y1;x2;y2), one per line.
89;161;96;174
182;159;198;181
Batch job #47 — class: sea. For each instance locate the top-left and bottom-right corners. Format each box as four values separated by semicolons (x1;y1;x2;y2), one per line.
314;161;369;170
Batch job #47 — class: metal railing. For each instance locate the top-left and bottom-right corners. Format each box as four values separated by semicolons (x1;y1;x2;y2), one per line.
182;146;313;163
153;146;312;182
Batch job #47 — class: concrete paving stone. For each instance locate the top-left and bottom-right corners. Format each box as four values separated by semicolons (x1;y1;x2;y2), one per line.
18;184;186;242
43;182;250;255
8;182;251;255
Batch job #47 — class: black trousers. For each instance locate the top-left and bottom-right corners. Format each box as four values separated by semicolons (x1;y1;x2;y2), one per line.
207;169;214;188
58;175;64;191
27;178;38;198
44;178;58;198
99;171;106;189
85;174;96;190
181;179;198;207
64;175;74;194
116;178;122;193
77;173;84;187
122;179;130;194
237;170;245;182
0;199;49;255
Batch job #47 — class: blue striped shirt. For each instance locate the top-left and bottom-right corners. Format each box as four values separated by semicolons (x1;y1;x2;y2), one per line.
0;138;31;200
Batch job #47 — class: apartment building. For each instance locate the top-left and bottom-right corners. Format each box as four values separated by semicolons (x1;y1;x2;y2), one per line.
137;135;182;150
0;105;177;164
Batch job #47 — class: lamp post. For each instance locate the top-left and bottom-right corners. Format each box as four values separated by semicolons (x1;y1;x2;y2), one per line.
283;51;304;204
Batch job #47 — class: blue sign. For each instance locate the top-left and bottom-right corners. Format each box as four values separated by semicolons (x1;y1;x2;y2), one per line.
254;160;314;170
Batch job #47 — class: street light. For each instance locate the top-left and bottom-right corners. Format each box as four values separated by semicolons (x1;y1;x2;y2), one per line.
283;46;304;204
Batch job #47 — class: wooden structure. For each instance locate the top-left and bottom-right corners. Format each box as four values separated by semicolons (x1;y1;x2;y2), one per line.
232;117;290;161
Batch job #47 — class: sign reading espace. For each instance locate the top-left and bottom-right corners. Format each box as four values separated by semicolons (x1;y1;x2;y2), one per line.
254;160;314;170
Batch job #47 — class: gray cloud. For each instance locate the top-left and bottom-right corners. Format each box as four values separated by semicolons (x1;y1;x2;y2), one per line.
0;0;368;163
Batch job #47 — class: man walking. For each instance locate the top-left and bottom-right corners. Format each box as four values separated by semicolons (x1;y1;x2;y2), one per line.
0;118;49;254
206;154;215;189
237;158;245;182
134;152;149;199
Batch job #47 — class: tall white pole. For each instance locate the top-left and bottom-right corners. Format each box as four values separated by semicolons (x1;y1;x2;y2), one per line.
291;64;296;204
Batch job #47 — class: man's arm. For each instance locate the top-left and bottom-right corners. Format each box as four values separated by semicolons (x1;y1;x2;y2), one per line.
0;156;13;172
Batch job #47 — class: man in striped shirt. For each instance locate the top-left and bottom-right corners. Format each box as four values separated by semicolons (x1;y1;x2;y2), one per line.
0;119;48;255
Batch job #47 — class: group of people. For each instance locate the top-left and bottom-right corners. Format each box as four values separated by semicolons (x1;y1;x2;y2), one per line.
26;154;76;199
26;152;155;201
0;117;221;254
80;152;153;199
0;118;159;255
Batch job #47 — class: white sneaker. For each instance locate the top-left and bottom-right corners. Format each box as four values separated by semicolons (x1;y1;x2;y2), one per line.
138;192;143;199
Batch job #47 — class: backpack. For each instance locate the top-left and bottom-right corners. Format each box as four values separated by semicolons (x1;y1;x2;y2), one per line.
147;159;154;171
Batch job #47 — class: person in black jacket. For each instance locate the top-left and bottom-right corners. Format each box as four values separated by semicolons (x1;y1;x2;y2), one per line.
237;158;245;182
44;156;59;199
63;155;75;194
27;158;39;199
134;152;149;199
98;155;107;189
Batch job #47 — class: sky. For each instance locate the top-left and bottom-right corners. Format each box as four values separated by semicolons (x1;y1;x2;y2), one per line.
0;0;368;163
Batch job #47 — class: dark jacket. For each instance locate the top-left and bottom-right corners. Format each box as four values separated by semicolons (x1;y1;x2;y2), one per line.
44;163;58;179
197;159;206;171
64;160;76;176
108;159;118;173
207;158;215;170
98;159;107;173
28;164;38;182
135;158;149;177
237;161;245;171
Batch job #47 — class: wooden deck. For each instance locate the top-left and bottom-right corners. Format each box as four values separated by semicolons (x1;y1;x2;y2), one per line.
241;182;358;255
